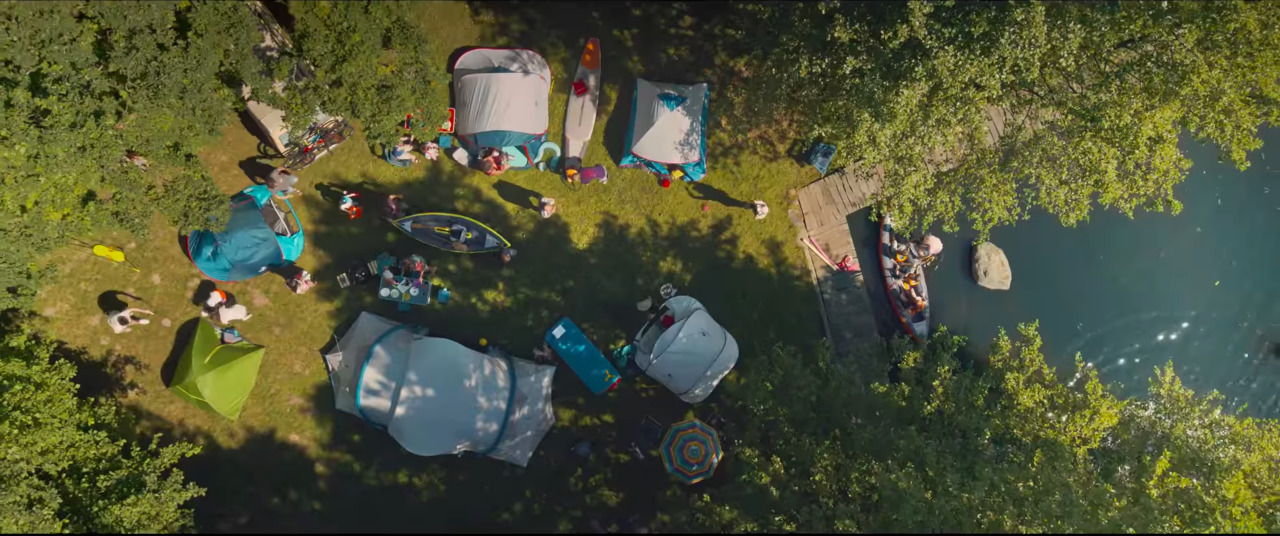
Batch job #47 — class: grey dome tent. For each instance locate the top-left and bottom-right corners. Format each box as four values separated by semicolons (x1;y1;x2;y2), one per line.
633;296;738;403
322;312;556;466
451;48;551;168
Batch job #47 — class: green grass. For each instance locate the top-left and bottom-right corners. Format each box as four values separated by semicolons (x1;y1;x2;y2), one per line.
32;2;825;531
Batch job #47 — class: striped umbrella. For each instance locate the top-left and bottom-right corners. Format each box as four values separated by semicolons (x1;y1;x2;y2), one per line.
660;418;723;485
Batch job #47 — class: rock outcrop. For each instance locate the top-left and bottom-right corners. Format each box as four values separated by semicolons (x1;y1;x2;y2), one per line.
973;242;1012;290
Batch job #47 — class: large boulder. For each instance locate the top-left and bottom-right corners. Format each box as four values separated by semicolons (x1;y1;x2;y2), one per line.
973;242;1012;290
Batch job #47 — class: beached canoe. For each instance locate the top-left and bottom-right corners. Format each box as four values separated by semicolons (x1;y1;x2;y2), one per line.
878;215;929;341
393;212;511;254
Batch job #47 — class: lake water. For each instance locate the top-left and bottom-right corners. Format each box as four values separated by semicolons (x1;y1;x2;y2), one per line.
859;128;1280;417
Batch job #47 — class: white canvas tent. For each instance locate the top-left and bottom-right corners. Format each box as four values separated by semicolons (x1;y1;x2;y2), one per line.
452;48;550;158
322;312;556;466
627;80;707;165
633;296;738;403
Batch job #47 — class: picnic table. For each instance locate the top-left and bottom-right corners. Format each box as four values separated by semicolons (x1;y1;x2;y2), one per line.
378;276;431;309
545;317;620;394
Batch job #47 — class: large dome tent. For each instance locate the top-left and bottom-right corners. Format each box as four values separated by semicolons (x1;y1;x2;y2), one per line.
633;296;738;403
185;185;304;282
451;48;551;169
619;79;709;181
322;312;556;467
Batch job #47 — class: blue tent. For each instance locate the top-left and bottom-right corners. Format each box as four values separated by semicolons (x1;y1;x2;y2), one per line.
619;79;709;181
451;48;551;169
186;185;304;282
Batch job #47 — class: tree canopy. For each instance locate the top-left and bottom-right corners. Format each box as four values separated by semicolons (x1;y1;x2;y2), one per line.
0;1;276;309
668;324;1280;532
0;320;204;533
729;0;1280;236
275;0;449;149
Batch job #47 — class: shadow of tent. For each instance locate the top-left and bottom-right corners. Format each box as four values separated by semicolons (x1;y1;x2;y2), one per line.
160;317;202;388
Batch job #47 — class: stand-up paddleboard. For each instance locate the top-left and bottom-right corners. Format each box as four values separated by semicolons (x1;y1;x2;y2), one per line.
563;38;601;176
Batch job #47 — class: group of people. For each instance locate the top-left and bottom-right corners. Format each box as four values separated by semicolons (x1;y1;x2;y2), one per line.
889;234;942;316
389;135;441;166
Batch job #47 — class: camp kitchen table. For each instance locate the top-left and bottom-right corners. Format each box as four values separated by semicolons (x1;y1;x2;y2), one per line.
545;317;620;394
378;276;431;310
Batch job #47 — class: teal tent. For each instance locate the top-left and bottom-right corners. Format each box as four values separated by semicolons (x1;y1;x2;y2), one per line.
186;184;304;282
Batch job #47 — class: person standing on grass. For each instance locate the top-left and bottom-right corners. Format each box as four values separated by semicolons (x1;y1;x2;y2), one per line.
107;308;154;334
539;197;557;219
267;167;300;198
752;200;769;220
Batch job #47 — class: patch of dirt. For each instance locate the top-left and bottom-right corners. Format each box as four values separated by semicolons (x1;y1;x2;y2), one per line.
99;336;110;346
287;395;305;406
250;289;270;307
161;318;172;327
150;273;162;285
187;278;201;289
88;315;101;326
42;306;58;317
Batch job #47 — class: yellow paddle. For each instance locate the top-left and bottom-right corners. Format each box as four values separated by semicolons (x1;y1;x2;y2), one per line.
90;244;140;272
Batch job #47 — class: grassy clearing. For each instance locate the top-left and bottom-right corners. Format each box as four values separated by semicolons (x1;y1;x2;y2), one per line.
32;2;825;531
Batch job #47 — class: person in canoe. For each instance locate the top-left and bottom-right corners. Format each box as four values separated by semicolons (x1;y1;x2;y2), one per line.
891;234;943;276
901;272;927;314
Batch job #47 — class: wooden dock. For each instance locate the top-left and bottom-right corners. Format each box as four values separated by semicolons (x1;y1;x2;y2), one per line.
795;165;884;359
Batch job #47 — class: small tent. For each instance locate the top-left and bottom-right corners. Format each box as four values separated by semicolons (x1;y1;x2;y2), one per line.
619;79;709;182
452;48;551;169
633;296;738;403
322;312;557;467
169;320;267;421
186;184;304;282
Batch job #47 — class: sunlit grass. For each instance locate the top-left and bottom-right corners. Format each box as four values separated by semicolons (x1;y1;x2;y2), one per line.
30;1;825;531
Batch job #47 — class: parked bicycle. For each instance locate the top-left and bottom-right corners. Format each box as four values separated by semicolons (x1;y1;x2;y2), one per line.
282;118;354;170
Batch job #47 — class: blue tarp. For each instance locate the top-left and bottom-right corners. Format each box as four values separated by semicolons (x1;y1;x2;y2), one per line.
186;185;304;282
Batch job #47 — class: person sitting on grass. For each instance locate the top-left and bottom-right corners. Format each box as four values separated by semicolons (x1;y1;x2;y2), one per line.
392;136;419;165
401;254;435;286
384;193;411;221
478;148;509;176
107;307;154;334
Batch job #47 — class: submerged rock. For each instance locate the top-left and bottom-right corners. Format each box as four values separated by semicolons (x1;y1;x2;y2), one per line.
973;242;1012;290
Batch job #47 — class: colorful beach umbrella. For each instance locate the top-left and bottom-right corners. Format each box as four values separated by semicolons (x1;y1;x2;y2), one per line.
659;418;723;485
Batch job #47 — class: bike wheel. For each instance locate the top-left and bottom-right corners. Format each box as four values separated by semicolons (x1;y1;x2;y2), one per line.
284;148;316;170
323;121;354;146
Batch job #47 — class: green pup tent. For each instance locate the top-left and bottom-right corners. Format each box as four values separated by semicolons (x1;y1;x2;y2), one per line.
169;320;266;421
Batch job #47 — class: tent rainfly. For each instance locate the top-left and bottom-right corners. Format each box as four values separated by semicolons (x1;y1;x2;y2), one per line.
619;79;709;182
633;296;738;403
169;319;267;421
186;184;304;282
322;312;557;467
451;48;551;169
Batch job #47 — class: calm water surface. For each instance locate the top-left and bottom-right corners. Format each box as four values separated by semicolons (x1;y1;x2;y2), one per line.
859;128;1280;417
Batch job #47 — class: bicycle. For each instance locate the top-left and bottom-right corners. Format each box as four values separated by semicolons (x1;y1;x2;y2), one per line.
282;118;354;170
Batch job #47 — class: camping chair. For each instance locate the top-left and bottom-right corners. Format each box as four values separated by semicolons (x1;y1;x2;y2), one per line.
636;416;664;453
806;142;837;176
